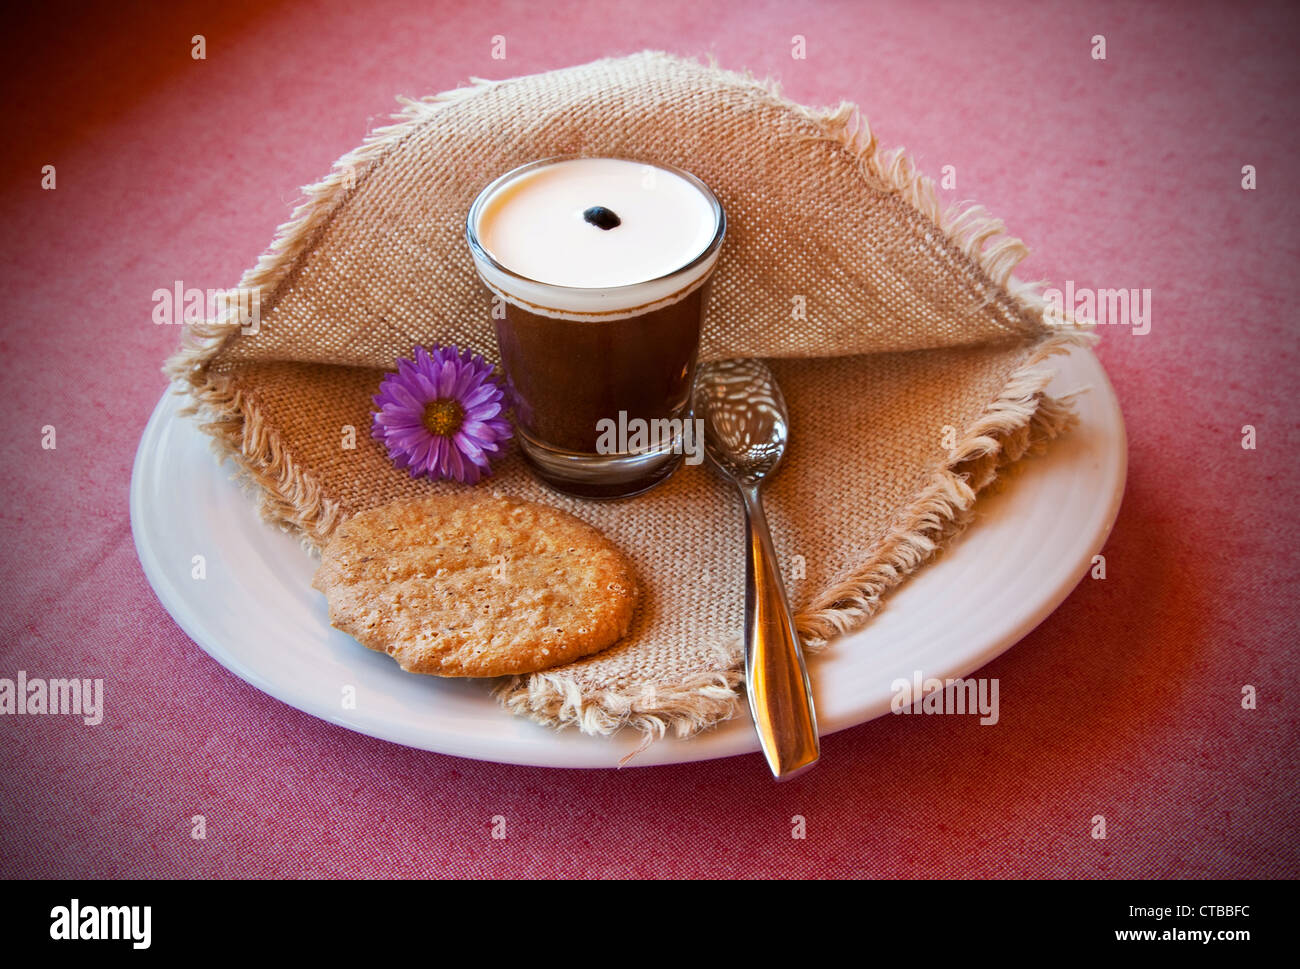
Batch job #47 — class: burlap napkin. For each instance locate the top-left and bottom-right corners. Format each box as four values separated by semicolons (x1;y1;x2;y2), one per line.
167;51;1091;742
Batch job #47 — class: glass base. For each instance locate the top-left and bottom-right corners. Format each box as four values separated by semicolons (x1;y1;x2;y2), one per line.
516;431;685;500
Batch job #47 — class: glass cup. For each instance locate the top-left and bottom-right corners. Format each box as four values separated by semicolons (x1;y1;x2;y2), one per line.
465;156;726;498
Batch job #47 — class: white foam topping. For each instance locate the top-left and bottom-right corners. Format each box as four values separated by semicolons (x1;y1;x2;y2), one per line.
468;158;723;318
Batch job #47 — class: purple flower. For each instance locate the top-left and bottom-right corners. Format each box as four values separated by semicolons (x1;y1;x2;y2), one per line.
371;345;512;483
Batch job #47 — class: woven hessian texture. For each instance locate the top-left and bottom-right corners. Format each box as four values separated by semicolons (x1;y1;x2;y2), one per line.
168;51;1089;741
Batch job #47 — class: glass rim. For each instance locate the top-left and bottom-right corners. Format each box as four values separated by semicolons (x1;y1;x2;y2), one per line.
464;155;727;295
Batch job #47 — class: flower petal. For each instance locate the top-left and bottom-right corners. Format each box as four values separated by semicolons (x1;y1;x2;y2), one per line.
446;444;466;482
465;400;503;423
460;383;498;409
388;381;428;413
414;435;440;471
433;436;450;476
454;432;488;467
451;361;480;398
430;359;454;398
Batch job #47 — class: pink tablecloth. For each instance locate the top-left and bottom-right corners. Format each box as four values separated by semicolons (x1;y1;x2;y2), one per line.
1;0;1296;878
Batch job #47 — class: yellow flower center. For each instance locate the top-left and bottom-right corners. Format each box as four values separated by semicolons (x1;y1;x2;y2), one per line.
422;398;465;437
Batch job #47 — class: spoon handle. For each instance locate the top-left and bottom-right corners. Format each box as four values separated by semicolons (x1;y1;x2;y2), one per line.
740;483;820;779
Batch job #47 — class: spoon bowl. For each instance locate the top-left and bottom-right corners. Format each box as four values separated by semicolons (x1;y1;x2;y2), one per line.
695;359;790;482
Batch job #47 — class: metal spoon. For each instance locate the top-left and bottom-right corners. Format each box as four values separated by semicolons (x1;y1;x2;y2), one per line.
693;359;820;779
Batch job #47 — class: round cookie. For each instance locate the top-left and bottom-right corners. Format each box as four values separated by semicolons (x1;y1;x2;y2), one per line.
312;493;640;677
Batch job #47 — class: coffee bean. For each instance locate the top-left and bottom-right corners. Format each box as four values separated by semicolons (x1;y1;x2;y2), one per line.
582;206;621;230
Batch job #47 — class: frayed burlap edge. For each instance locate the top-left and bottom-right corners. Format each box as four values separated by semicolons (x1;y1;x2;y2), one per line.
162;51;1095;741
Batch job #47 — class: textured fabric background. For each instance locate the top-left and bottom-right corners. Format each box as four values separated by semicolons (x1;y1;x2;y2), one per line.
0;0;1296;878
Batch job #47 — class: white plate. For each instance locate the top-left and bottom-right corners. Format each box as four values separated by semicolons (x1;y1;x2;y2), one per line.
131;346;1125;768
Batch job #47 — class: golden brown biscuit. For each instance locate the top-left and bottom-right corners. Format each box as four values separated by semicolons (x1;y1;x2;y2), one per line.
312;493;639;677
